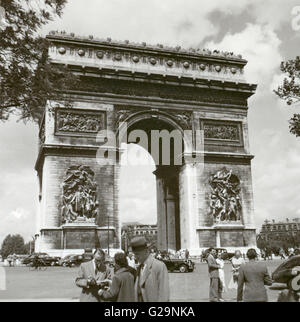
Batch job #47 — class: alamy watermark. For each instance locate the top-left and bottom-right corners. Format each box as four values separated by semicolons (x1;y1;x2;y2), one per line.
291;6;300;31
95;122;205;166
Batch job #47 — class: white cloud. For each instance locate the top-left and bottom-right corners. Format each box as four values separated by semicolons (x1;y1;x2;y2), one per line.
205;23;282;87
11;208;29;220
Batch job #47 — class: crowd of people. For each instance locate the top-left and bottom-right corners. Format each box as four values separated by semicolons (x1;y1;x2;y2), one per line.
74;240;300;302
75;237;169;302
206;247;300;302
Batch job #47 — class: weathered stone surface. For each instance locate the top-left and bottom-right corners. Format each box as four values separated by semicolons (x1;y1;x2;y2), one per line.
35;33;257;254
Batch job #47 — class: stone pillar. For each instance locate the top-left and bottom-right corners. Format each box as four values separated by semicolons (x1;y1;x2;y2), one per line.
179;162;199;251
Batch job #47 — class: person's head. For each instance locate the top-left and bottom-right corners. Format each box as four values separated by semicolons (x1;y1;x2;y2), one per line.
246;248;257;260
130;237;149;264
93;248;106;266
217;252;222;259
114;252;128;271
209;248;217;258
234;250;242;258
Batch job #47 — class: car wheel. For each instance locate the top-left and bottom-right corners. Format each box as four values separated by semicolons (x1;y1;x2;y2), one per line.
179;264;187;273
51;261;55;266
62;262;67;267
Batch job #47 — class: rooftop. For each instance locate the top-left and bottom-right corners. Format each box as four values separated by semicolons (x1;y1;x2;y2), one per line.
48;30;244;61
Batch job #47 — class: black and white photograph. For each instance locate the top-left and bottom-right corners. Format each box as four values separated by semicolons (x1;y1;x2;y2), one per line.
0;0;300;307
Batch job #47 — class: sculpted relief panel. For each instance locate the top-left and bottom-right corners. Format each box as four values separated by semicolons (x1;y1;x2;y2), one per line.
61;165;99;224
204;124;239;141
201;120;243;145
209;168;242;224
56;109;106;136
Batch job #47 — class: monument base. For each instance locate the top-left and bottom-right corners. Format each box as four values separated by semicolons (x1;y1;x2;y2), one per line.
197;225;257;249
36;224;117;255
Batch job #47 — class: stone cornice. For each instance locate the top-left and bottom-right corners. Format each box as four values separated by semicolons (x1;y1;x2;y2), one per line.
46;32;257;87
47;31;246;62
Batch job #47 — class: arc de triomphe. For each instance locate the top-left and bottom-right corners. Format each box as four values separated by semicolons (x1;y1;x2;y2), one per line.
34;31;257;256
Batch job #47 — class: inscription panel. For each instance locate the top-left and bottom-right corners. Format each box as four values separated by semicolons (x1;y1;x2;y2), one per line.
200;119;243;146
55;108;106;137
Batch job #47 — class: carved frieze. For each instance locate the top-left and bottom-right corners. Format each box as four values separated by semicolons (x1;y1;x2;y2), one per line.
114;106;192;130
168;111;193;130
209;168;242;224
61;165;98;224
56;109;106;136
204;124;239;141
201;120;243;146
77;78;248;107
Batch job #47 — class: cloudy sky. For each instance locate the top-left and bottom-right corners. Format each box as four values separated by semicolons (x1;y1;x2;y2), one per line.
1;0;300;244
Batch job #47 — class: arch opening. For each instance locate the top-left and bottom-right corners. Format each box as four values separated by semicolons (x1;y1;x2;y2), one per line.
119;116;184;252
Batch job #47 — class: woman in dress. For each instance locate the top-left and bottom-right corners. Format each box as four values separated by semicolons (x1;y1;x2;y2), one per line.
228;250;245;290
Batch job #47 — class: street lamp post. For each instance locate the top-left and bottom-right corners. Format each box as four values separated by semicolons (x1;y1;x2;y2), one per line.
107;215;110;256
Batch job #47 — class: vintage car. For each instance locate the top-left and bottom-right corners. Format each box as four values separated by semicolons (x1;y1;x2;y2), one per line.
60;249;94;267
23;253;60;266
160;257;195;273
60;254;84;267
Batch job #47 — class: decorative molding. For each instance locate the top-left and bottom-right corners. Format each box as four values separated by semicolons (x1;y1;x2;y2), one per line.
77;78;249;108
114;106;193;130
48;31;245;60
39;121;45;144
55;108;106;137
47;32;251;84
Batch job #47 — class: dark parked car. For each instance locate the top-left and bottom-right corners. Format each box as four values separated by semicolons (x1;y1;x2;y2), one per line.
60;254;84;267
59;249;94;267
160;257;195;273
23;253;60;266
214;248;235;261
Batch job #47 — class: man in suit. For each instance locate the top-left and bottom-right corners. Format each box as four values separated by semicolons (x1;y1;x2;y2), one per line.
98;252;135;302
237;248;272;302
130;237;169;302
75;248;111;302
206;248;222;302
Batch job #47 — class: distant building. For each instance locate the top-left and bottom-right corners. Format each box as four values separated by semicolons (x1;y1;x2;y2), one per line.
121;223;157;251
259;218;300;242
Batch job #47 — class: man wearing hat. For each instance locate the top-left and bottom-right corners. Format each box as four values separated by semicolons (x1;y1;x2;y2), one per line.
130;237;169;302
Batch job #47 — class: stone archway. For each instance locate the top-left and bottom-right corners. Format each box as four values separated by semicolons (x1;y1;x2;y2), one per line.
117;112;189;251
34;32;258;256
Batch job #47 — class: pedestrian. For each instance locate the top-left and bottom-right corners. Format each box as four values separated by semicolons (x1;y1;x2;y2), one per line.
75;248;111;302
130;237;169;302
127;252;136;269
228;250;245;290
98;252;135;302
206;248;223;302
216;252;226;296
185;249;189;260
237;248;272;302
279;248;285;260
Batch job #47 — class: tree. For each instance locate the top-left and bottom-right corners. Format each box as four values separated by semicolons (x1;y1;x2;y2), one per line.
0;234;26;258
274;56;300;137
0;0;77;123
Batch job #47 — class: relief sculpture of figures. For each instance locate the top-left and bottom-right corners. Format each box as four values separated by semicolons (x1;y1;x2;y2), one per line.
57;111;103;133
61;165;99;224
209;167;242;223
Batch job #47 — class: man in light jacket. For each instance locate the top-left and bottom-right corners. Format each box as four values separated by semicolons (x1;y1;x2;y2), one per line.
75;248;111;302
130;237;169;302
